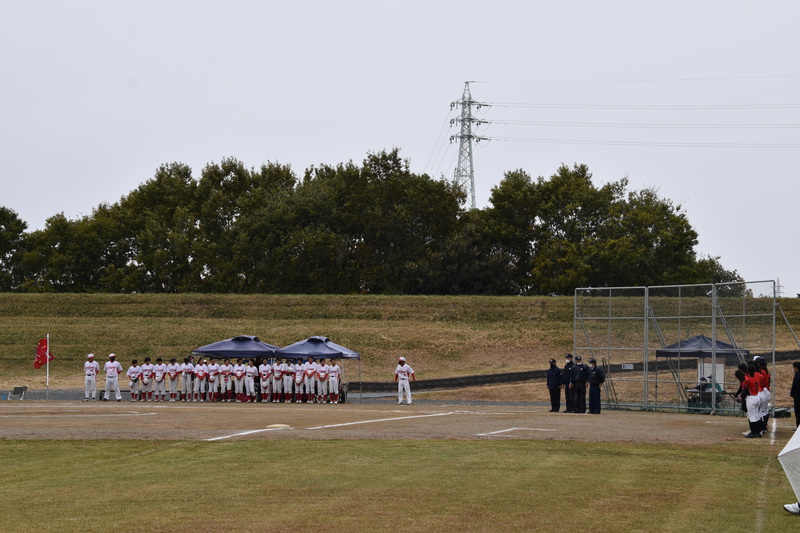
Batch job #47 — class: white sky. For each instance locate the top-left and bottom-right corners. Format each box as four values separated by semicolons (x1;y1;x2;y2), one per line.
2;1;798;296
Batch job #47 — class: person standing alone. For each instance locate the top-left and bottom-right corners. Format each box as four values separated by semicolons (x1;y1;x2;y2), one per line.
395;357;415;405
546;358;562;412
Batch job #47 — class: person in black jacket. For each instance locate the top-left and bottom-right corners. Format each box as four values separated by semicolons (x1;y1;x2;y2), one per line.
563;353;575;413
570;355;589;413
546;358;562;412
791;361;800;429
587;358;605;414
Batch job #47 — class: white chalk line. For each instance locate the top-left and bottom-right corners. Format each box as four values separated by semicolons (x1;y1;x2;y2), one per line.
306;411;455;430
204;427;291;441
475;427;557;437
0;412;157;418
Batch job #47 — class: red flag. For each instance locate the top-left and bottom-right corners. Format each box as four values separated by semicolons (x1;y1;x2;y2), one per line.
34;338;54;369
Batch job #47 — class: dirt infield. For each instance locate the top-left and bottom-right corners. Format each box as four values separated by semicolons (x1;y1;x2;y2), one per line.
0;399;795;446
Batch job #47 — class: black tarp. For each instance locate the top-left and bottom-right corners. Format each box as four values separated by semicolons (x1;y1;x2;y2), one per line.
191;335;278;361
655;334;747;359
274;336;360;360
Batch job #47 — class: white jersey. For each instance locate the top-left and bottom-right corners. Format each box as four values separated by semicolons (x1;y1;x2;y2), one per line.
194;363;208;380
329;363;341;380
317;364;330;381
293;363;304;384
233;364;246;380
153;363;167;382
245;365;258;379
220;363;233;380
395;364;414;380
140;363;154;380
104;360;123;378
84;360;100;377
259;363;272;381
272;362;286;380
167;363;181;380
127;365;142;381
304;361;318;378
207;362;221;380
181;362;195;376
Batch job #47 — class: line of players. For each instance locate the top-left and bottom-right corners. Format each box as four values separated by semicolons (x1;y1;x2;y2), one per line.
87;353;342;403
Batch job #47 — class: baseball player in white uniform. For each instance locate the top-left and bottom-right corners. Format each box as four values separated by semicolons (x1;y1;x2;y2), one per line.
271;358;285;402
207;359;221;402
303;356;318;403
244;359;258;402
166;358;181;402
292;360;304;402
282;359;294;403
220;358;234;402
193;359;208;402
83;353;100;401
233;359;246;402
152;357;167;401
103;353;123;401
180;357;194;402
126;360;142;402
316;358;330;403
394;356;415;405
140;357;154;401
328;359;341;403
259;359;273;402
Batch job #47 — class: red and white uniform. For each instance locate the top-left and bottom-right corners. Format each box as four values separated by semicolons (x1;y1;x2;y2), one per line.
395;363;415;405
282;362;295;402
220;362;233;400
233;363;247;400
103;359;123;401
167;362;181;401
84;359;100;401
743;374;762;423
293;362;304;401
316;362;330;402
180;362;194;401
153;362;167;400
328;362;341;403
140;362;154;399
244;363;258;399
272;361;286;402
259;362;273;402
303;361;318;402
127;364;142;400
193;362;208;401
207;361;221;400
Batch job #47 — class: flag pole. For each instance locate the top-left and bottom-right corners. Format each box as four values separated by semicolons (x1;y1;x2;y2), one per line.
46;333;50;400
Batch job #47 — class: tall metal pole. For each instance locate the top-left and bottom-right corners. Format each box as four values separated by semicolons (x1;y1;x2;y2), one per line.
451;82;484;209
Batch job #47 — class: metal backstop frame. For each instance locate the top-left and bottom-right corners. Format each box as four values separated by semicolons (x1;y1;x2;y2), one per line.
573;281;776;415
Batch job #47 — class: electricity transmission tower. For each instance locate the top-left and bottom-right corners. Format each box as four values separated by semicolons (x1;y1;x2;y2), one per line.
450;81;486;209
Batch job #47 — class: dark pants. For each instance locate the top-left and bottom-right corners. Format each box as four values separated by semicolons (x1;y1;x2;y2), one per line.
795;397;800;428
589;384;601;414
565;385;574;412
548;387;560;412
572;382;586;413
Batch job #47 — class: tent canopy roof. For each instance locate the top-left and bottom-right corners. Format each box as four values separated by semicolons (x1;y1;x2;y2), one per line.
192;335;278;360
275;336;360;360
655;334;748;359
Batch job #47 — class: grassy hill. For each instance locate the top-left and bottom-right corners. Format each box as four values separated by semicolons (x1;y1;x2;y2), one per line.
1;293;798;392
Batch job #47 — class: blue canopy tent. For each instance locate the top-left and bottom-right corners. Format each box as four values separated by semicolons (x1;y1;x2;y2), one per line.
275;336;361;401
191;335;279;362
655;334;748;360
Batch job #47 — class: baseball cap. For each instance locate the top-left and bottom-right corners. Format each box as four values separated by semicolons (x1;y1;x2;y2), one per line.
548;358;556;364
108;353;116;358
575;355;582;361
588;358;597;363
565;353;573;358
87;353;94;359
398;357;406;362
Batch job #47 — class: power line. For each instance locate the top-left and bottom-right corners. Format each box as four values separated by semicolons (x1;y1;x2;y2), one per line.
485;137;800;148
472;74;800;84
484;102;800;110
486;119;800;129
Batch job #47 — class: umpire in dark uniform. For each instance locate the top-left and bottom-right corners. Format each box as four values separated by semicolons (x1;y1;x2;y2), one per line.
570;355;589;413
587;358;605;414
546;358;562;412
563;353;575;413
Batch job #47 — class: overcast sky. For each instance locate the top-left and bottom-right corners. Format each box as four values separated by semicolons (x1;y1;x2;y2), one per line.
2;1;799;296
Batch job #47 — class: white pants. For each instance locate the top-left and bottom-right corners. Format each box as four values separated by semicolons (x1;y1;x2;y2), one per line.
304;376;315;397
272;377;282;396
260;379;271;399
317;379;328;398
105;376;121;400
207;376;219;395
220;377;232;392
746;394;761;423
398;379;412;404
85;375;97;400
329;376;340;399
168;377;179;394
283;376;293;396
234;377;244;394
193;377;207;395
244;376;255;396
154;379;166;397
181;375;193;397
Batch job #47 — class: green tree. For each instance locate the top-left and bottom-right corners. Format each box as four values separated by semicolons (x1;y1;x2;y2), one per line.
0;207;27;291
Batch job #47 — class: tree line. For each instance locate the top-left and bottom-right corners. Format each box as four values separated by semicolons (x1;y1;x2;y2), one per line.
0;149;740;295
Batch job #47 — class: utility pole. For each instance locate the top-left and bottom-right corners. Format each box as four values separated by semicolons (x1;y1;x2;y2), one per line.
451;81;486;209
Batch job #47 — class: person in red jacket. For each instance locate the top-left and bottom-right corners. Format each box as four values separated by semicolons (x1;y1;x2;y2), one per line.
742;364;763;438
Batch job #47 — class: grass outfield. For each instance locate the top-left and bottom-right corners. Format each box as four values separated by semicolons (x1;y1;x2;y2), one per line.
0;439;794;533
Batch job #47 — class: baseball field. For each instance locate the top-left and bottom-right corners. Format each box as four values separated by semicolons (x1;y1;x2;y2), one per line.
1;294;798;532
